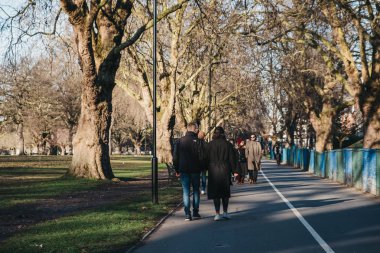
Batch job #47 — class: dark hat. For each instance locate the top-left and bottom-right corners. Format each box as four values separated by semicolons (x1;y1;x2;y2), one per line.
215;126;225;134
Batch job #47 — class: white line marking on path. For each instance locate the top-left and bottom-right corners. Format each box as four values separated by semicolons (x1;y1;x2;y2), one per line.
261;170;335;253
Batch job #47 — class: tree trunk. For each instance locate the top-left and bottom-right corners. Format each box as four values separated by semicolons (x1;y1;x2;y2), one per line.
284;105;297;147
68;125;74;155
64;5;126;179
285;125;295;147
361;82;380;149
60;145;66;156
157;122;173;163
361;105;380;149
314;128;333;152
68;39;119;179
175;102;187;134
134;144;141;155
61;2;126;179
69;81;115;179
309;106;335;153
109;114;113;156
15;123;24;155
138;78;176;163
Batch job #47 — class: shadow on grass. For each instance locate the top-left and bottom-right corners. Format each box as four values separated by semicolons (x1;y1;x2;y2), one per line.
0;177;103;210
0;187;182;253
0;155;178;252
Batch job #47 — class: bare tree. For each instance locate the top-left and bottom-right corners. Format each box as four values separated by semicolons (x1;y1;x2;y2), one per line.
0;58;35;155
118;1;205;162
1;0;190;178
53;46;82;155
111;86;149;154
253;0;380;149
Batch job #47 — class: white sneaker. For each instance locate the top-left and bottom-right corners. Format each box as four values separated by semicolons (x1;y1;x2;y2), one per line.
222;212;231;219
214;214;222;221
201;190;205;195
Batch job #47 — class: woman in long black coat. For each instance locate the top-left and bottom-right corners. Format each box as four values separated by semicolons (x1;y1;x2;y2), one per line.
206;126;236;221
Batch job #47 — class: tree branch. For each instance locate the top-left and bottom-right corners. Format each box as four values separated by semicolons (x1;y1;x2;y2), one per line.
114;0;190;54
22;8;62;37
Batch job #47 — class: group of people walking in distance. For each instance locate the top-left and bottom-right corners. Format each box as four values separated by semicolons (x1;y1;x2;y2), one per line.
173;122;264;222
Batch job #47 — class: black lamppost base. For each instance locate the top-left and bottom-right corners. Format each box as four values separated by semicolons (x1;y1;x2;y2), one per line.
151;156;158;204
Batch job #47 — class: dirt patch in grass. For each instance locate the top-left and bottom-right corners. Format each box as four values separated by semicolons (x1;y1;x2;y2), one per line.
0;179;175;243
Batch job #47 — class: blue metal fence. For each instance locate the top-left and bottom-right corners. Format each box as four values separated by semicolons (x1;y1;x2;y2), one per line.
280;147;379;196
328;150;336;180
363;149;376;194
343;149;353;187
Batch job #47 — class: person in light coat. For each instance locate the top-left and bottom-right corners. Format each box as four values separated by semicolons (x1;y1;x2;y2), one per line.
245;134;262;184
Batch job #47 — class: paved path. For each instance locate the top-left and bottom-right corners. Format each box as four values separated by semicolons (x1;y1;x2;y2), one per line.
133;160;380;253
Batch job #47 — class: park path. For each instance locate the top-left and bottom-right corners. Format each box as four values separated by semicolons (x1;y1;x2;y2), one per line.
132;160;380;253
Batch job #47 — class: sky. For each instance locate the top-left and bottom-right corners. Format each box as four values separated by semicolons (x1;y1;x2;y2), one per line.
0;0;65;63
0;1;24;60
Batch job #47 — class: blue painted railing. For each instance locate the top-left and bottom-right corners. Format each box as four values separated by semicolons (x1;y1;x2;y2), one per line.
280;147;380;196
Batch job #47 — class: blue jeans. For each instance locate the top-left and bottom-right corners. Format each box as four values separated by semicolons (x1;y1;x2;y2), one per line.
201;170;207;192
180;172;200;215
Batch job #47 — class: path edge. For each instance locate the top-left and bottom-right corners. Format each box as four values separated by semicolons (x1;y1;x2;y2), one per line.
125;200;183;253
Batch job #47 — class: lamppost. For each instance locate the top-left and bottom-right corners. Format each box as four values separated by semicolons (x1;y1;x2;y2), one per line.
152;0;158;204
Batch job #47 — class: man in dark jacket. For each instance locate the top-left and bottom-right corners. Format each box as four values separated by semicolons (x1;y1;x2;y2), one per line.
173;122;203;221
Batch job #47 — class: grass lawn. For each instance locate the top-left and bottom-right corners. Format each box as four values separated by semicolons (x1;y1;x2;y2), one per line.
0;155;166;210
111;155;167;179
0;155;181;253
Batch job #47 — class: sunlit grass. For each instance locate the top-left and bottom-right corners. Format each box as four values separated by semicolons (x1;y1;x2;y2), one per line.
0;155;166;210
0;187;182;253
112;156;166;179
0;155;181;252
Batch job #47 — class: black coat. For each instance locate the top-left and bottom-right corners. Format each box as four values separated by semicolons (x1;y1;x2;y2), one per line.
173;131;202;174
237;148;248;175
198;139;208;171
206;137;236;199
